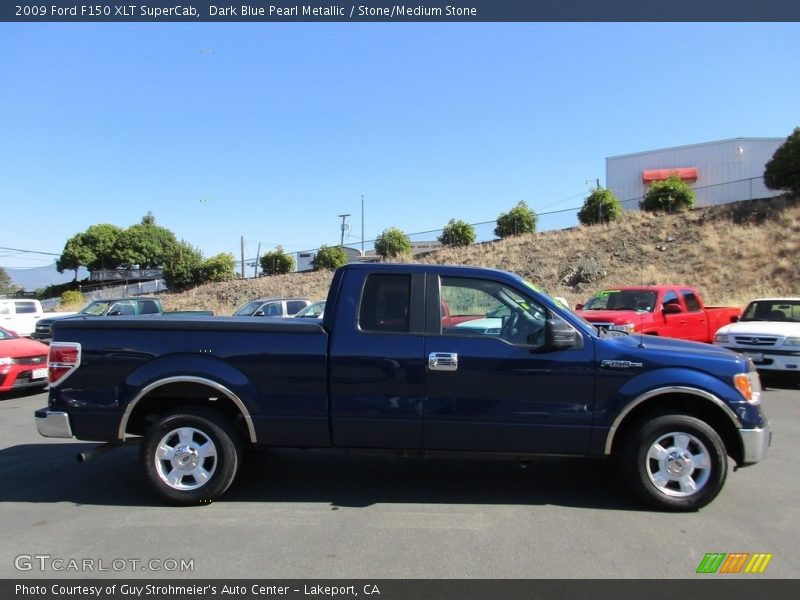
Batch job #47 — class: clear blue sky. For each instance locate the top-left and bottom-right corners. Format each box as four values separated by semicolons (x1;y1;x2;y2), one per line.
1;23;798;270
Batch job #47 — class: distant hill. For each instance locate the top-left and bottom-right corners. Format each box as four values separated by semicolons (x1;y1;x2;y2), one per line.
2;265;89;292
136;194;800;314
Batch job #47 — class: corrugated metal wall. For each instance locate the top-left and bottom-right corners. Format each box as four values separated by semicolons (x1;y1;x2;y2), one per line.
606;138;785;209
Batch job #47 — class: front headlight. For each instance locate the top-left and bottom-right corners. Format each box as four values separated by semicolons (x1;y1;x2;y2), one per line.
0;357;15;366
609;323;636;333
734;370;762;404
784;337;800;347
714;333;729;344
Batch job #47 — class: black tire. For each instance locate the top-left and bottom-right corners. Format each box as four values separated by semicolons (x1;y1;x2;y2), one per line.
140;408;242;505
619;414;727;512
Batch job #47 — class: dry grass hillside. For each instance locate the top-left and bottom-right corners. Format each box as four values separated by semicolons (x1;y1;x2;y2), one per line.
161;195;800;314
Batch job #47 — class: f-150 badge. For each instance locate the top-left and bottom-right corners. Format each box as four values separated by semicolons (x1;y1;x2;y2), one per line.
601;360;644;369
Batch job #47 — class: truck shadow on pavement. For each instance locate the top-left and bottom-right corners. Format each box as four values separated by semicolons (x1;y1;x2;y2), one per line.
0;443;645;511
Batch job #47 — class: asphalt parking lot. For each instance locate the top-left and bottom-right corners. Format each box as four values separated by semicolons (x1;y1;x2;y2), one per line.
1;380;798;580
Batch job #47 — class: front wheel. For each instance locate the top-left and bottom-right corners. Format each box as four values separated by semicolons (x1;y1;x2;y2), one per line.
140;409;242;505
620;414;727;512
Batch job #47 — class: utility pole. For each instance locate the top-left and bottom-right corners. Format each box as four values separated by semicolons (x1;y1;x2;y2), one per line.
338;214;351;247
586;178;602;223
240;236;245;279
361;195;365;257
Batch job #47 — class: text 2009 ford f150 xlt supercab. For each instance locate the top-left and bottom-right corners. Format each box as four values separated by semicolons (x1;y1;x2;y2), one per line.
35;264;769;511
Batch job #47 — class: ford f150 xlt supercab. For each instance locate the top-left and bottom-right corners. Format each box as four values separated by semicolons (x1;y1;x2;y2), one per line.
35;264;769;511
576;285;741;343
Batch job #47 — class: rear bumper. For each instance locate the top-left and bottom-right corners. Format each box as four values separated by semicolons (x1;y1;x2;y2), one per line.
739;423;771;465
35;408;73;438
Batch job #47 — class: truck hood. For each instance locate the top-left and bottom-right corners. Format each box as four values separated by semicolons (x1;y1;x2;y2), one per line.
579;310;652;325
716;320;800;336
37;313;79;326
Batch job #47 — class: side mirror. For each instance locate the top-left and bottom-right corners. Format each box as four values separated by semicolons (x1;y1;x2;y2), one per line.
253;310;265;317
731;315;739;323
575;303;585;311
545;319;579;350
108;310;122;316
662;303;682;315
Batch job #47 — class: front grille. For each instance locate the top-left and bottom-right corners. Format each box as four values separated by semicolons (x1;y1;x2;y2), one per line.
16;355;47;366
733;336;778;347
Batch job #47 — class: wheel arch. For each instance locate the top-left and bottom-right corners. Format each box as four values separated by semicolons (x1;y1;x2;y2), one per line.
119;376;257;444
605;387;745;466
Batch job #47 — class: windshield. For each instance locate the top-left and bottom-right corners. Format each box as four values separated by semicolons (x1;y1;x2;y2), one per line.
295;302;325;318
233;301;262;316
80;301;111;316
741;300;800;322
583;290;657;312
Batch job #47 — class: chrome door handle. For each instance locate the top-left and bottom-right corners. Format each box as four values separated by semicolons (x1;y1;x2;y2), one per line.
428;352;458;371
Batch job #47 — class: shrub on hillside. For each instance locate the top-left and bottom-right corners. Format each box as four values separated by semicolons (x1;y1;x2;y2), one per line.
60;290;85;308
438;219;477;247
639;175;696;213
764;126;800;194
260;246;295;275
375;227;412;258
200;253;237;283
313;245;348;270
494;201;537;238
578;188;622;225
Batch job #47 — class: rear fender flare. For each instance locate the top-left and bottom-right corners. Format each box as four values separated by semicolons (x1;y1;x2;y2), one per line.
118;376;257;443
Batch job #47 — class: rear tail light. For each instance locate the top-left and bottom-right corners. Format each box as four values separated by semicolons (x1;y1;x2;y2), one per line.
48;342;81;385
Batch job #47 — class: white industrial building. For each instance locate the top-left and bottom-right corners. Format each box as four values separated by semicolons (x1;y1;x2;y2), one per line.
606;137;785;209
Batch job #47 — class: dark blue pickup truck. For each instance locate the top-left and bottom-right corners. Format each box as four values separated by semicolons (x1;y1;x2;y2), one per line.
35;263;769;510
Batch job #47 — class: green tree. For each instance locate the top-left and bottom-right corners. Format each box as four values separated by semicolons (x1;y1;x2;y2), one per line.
260;246;295;276
56;224;124;278
578;187;623;225
374;227;412;258
0;266;17;294
114;215;178;268
494;200;537;238
640;174;696;212
56;233;93;280
163;240;204;291
312;245;348;270
438;219;477;247
200;253;237;283
764;127;800;194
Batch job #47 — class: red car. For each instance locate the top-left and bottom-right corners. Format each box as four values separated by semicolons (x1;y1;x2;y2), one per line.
0;326;49;393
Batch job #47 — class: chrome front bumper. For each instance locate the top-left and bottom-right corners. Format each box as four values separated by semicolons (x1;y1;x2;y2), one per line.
35;408;73;438
740;423;771;465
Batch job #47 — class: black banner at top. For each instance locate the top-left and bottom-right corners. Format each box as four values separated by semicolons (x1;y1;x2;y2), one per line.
3;0;800;23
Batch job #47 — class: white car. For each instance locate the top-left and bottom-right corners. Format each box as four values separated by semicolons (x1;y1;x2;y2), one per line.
0;298;75;338
714;298;800;376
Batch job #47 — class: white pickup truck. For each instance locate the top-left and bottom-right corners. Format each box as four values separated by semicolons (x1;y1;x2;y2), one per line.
0;298;75;337
714;297;800;377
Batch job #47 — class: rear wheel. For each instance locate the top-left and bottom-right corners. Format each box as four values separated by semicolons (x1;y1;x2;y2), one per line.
620;414;727;511
140;409;242;505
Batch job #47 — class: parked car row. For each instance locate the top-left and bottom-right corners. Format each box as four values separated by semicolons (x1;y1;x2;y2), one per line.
231;298;324;319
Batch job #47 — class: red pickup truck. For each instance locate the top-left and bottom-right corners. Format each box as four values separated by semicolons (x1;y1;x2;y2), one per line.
576;286;740;343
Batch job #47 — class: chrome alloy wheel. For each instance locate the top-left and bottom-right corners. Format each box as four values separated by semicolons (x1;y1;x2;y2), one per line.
154;427;218;491
646;431;711;497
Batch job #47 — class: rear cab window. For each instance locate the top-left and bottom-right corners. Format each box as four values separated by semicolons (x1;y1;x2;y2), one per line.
359;274;412;333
